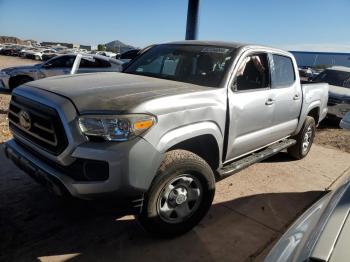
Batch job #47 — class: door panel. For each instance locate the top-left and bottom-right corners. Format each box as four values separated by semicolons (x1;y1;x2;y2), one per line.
225;52;277;160
270;54;302;136
226;89;276;159
42;67;69;77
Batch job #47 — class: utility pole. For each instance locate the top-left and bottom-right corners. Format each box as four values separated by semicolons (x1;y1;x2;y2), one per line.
185;0;200;40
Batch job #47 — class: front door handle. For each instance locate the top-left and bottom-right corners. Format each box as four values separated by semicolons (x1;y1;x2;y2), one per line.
293;94;301;100
265;98;275;105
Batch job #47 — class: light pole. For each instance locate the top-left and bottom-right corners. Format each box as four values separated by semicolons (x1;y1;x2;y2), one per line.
185;0;200;40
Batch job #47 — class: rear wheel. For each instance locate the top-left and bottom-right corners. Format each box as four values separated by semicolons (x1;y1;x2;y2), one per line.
288;116;316;159
138;150;215;237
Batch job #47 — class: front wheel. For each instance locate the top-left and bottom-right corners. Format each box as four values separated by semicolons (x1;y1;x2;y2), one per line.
138;150;215;237
288;116;316;159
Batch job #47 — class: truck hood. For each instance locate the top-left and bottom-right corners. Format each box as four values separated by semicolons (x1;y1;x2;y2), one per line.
26;72;211;113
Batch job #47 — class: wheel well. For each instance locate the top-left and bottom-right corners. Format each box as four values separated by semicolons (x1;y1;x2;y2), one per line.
168;135;220;171
307;107;320;124
9;75;33;89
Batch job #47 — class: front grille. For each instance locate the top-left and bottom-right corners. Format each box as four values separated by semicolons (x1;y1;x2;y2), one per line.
8;95;68;155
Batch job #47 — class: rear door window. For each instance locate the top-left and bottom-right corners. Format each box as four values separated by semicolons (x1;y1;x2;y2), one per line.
271;54;295;88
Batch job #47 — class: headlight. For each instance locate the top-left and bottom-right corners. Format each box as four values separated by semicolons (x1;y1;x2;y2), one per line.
78;114;156;141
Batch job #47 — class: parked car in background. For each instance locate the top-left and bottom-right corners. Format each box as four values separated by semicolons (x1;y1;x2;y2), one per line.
265;175;350;262
118;48;141;63
311;66;350;119
20;48;56;60
3;41;328;236
41;51;58;61
95;51;117;58
0;54;123;90
298;67;313;78
0;45;24;56
19;47;36;58
340;111;350;130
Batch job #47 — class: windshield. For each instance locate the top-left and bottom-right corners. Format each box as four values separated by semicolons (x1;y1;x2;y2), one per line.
124;44;235;87
313;69;350;88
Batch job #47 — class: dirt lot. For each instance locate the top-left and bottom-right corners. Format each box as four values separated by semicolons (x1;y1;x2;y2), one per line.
315;120;350;153
0;55;350;262
0;55;37;69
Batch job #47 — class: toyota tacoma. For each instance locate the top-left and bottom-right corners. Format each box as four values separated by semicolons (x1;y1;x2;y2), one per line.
4;41;328;236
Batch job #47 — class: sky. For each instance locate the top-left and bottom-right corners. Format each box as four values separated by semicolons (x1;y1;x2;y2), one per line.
1;0;350;51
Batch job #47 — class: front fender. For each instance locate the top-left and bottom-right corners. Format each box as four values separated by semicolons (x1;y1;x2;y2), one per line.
9;69;38;80
155;121;223;156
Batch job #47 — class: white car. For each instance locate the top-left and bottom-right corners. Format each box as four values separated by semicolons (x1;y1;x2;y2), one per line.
0;54;123;90
96;51;117;58
20;48;57;60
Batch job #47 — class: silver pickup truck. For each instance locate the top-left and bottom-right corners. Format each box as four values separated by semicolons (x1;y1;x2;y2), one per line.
4;41;328;237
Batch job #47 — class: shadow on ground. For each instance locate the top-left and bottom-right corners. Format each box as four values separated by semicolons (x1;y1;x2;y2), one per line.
0;89;11;95
0;146;325;262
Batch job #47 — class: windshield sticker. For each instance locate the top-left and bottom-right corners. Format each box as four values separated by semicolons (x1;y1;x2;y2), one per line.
201;47;229;54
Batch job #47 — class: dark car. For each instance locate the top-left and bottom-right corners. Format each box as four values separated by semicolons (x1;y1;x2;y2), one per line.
119;49;141;59
312;66;350;119
0;45;22;56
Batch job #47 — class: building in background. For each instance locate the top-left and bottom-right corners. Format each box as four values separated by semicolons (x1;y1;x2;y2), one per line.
40;41;91;51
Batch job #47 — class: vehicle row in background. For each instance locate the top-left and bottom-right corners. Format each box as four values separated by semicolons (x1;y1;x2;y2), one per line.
0;54;123;90
0;43;141;62
310;66;350;120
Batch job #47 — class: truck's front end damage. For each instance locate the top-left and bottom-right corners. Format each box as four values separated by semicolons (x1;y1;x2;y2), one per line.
4;86;163;200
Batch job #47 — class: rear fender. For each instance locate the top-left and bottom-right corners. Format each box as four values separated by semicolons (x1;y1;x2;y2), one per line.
293;101;320;135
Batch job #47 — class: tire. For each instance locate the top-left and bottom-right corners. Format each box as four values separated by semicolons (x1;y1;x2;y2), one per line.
9;76;33;90
287;116;316;159
138;149;215;237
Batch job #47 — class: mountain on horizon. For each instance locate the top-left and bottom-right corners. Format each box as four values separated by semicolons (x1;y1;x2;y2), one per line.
105;40;135;53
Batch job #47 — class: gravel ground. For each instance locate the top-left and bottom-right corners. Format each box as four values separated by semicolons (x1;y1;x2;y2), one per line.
315;119;350;153
0;54;349;153
0;55;37;69
0;92;10;142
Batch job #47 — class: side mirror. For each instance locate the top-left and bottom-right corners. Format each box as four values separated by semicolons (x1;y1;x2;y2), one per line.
340;112;350;130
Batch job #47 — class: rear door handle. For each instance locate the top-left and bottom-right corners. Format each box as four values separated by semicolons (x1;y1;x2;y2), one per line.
265;98;275;105
293;94;301;100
